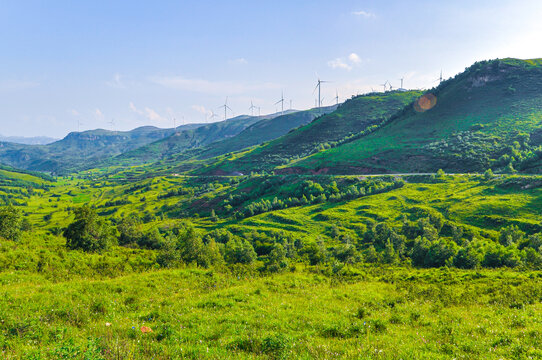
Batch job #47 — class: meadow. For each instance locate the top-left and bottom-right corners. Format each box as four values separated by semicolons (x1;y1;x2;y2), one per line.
1;169;542;359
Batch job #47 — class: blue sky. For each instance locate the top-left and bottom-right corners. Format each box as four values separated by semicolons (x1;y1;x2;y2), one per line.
1;0;542;138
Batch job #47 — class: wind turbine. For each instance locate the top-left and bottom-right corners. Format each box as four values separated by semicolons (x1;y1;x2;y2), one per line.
399;77;404;89
334;89;339;105
257;107;261;116
274;91;285;116
173;117;176;130
380;81;388;92
435;70;443;84
219;97;233;120
209;111;219;122
249;101;256;116
313;77;330;108
77;120;84;132
289;99;292;110
108;118;115;131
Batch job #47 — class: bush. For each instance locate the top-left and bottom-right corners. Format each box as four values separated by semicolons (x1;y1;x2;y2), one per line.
64;205;116;252
0;205;22;241
225;238;257;264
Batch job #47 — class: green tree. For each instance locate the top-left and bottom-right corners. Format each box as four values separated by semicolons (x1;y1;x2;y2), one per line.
266;243;289;272
117;216;143;246
177;223;205;264
0;205;22;241
499;225;524;247
365;245;379;263
224;238;257;264
64;205;115;252
382;240;399;264
303;241;327;265
484;168;494;180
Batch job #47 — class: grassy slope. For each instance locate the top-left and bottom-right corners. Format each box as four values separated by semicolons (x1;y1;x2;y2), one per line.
194;106;335;160
3;173;542;358
13;172;542;247
288;58;542;174
109;115;266;166
198;91;422;175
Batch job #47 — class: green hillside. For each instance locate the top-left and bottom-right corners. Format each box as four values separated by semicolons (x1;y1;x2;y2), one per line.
286;58;542;174
194;106;336;160
198;90;422;175
0;124;203;175
109;115;267;166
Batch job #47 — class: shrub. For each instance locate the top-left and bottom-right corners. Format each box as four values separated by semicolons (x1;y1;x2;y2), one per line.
224;238;257;264
0;205;22;241
64;205;116;252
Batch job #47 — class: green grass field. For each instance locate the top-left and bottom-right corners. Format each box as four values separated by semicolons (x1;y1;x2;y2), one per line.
1;165;542;359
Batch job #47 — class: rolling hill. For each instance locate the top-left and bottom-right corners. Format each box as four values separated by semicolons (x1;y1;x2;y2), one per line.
280;58;542;174
0;124;202;174
197;90;422;175
109;114;270;166
0;134;58;145
193;106;336;160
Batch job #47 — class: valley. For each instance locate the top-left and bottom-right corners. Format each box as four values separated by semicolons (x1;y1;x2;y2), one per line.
1;58;542;359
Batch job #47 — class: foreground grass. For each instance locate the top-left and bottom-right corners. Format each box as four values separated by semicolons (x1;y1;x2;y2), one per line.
1;267;541;359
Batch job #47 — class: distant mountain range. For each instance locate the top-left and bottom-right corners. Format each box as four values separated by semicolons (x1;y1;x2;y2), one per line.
0;135;58;145
0;110;322;174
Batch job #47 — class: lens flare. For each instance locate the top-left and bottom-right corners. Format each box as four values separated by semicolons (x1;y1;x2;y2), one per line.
414;94;437;112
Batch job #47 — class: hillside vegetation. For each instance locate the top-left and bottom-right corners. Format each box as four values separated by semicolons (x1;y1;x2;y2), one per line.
286;58;542;174
194;106;336;160
199;90;422;175
0;125;202;174
109;115;266;167
1;171;542;358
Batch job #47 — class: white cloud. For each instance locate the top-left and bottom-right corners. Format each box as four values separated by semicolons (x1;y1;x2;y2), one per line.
328;53;365;71
106;73;125;88
145;107;164;122
352;10;375;18
328;58;352;71
129;102;167;123
228;58;248;65
191;105;212;116
348;53;362;64
149;75;280;95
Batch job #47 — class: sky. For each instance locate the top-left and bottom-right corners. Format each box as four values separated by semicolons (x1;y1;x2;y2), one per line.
2;0;542;138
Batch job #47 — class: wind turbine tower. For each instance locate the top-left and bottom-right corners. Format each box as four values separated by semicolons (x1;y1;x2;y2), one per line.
209;111;219;122
314;78;329;108
219;97;233;120
334;89;339;105
380;81;388;92
249;101;256;116
274;91;285;116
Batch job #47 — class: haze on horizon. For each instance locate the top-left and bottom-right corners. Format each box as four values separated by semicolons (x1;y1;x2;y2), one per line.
1;0;542;138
